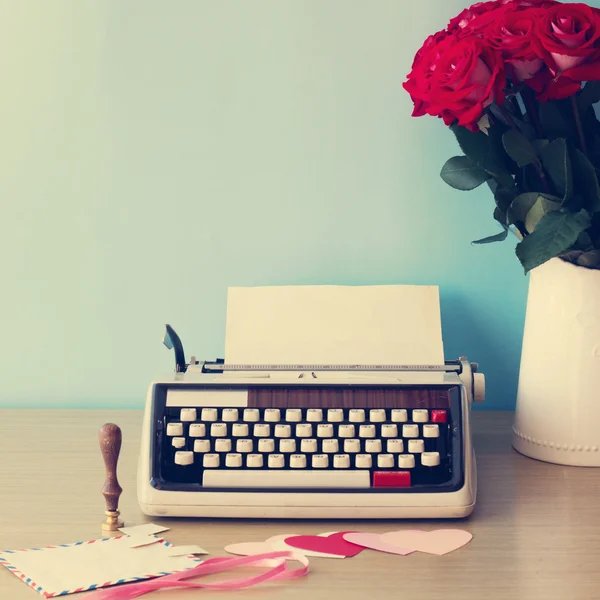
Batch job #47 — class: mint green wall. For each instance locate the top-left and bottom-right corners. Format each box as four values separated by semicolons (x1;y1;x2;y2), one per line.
1;0;536;409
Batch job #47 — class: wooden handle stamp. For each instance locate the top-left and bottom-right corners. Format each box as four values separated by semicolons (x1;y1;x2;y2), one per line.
99;423;124;531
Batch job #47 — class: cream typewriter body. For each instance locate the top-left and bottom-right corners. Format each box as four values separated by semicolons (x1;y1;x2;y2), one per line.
138;325;485;519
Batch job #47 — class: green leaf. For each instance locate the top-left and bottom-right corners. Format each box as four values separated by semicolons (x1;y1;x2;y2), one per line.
449;122;499;171
539;138;572;201
507;192;562;227
494;206;507;226
579;102;600;151
440;156;490;191
471;227;509;245
570;147;600;213
493;185;517;229
532;139;550;155
574;249;600;268
502;129;540;168
508;192;538;225
561;249;584;266
577;230;594;251
524;195;562;233
509;116;536;141
589;135;600;172
494;186;517;215
578;81;600;115
449;122;515;188
515;209;592;273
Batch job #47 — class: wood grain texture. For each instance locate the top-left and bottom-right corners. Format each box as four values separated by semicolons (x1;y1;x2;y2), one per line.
248;387;451;408
1;409;600;600
98;423;123;513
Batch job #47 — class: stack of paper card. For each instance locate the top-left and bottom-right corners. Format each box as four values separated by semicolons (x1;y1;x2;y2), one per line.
0;529;204;598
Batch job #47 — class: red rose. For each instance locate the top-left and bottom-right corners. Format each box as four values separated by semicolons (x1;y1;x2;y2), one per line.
457;0;558;40
404;33;452;121
486;8;545;80
411;29;449;70
531;3;600;100
404;34;506;131
501;0;557;6
448;1;502;34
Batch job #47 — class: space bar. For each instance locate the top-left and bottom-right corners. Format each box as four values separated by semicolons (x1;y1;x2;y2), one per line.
202;470;370;489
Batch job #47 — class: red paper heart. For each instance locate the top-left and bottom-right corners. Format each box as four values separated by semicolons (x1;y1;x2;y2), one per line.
284;532;364;558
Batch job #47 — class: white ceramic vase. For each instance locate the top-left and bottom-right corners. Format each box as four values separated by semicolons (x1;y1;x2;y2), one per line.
513;256;600;466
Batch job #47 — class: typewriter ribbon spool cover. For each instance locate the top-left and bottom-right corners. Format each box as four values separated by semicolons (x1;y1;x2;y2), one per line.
138;285;481;520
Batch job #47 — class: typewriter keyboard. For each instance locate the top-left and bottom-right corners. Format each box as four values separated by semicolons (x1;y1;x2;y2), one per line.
160;405;454;490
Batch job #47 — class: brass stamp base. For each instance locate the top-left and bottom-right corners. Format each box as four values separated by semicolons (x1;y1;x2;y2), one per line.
102;510;124;532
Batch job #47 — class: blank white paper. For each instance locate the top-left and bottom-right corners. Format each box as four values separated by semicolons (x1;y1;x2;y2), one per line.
224;285;444;365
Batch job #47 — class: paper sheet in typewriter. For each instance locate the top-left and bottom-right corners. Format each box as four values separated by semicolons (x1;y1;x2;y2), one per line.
224;285;444;366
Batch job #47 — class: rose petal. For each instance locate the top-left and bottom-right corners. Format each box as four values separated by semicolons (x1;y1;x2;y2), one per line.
442;111;458;126
538;76;582;101
458;101;486;128
551;52;587;71
551;20;588;48
468;58;493;88
563;59;600;82
508;57;544;80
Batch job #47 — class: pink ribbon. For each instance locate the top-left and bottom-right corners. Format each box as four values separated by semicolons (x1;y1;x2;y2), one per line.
90;551;309;599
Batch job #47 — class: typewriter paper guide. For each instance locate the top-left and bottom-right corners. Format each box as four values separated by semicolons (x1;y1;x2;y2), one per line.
224;285;444;366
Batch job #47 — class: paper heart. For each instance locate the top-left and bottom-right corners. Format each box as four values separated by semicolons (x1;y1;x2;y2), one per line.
224;534;298;564
342;532;414;555
380;529;473;555
284;531;364;558
269;534;345;559
224;541;280;562
225;534;341;561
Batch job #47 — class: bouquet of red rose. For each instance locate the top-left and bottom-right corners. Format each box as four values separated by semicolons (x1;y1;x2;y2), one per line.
404;0;600;272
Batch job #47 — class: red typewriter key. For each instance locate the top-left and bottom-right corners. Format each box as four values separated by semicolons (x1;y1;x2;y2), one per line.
373;471;411;488
431;410;447;423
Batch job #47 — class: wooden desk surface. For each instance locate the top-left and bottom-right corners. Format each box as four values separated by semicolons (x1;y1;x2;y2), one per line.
1;409;599;600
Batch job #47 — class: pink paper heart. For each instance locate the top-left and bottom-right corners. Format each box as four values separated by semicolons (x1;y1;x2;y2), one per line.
342;532;414;555
268;534;344;558
284;532;364;557
380;529;472;555
225;533;343;561
225;534;302;563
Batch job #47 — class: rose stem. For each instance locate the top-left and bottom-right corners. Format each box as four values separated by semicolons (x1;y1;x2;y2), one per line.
508;96;523;119
498;103;518;130
521;88;544;139
571;95;588;156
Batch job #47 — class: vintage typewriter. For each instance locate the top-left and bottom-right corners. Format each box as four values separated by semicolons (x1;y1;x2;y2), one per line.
138;296;485;519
